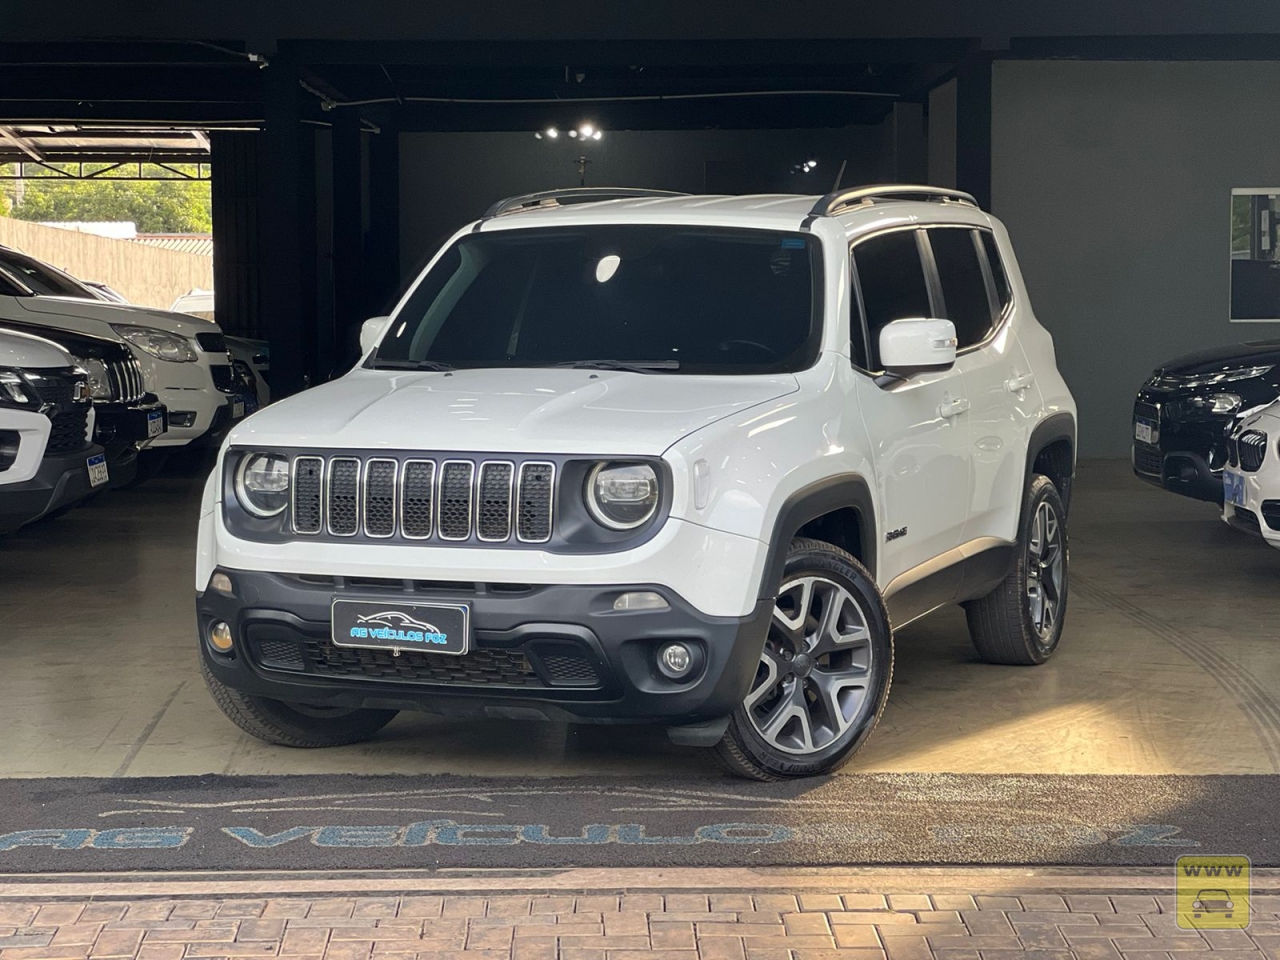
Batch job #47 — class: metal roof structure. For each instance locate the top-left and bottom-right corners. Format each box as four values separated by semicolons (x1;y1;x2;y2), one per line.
0;124;211;179
133;234;213;256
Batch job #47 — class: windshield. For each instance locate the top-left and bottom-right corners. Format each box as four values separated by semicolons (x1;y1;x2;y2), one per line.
372;225;822;374
0;250;96;299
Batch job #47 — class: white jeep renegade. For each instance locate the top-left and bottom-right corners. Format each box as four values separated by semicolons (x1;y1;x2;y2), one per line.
196;185;1077;779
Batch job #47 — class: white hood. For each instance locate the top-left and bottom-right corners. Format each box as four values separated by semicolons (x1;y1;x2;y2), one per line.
0;328;75;368
229;367;800;456
14;296;220;338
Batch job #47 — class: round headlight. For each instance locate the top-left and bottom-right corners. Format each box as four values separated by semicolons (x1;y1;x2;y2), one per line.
236;452;290;518
586;462;659;530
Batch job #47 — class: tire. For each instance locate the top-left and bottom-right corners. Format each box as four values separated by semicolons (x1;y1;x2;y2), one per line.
965;474;1069;665
200;658;398;747
715;537;894;781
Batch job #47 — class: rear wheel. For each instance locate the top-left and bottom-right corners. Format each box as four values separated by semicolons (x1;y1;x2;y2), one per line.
965;474;1069;665
200;658;398;747
716;538;893;781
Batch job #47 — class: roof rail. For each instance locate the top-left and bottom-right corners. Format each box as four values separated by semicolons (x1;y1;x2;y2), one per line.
483;188;689;219
809;184;978;218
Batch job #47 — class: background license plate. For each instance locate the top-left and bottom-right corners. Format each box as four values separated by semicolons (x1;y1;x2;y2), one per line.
1134;419;1156;444
1224;469;1247;507
146;411;165;437
331;598;470;655
231;398;245;418
86;453;109;487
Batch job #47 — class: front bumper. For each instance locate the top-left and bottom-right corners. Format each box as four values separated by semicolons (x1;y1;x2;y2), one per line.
0;442;106;534
1222;456;1280;548
148;357;246;448
197;569;771;726
1132;390;1231;503
94;399;167;488
1132;443;1224;503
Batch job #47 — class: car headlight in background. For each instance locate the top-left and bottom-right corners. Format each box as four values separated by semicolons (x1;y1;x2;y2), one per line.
1184;393;1242;415
110;324;199;363
235;452;291;517
0;369;35;406
1152;364;1274;389
585;461;659;530
72;356;114;399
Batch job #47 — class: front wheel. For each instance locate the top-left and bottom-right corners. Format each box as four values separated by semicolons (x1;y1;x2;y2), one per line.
715;538;893;781
964;473;1069;665
201;658;398;747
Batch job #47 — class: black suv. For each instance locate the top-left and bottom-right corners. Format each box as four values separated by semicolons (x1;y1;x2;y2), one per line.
0;321;167;487
1133;340;1280;502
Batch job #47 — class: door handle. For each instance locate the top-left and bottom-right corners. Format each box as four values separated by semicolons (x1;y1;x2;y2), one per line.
1005;373;1035;393
938;397;971;419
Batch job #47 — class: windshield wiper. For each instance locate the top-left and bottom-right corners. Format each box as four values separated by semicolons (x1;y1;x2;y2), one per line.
553;359;681;373
368;358;455;371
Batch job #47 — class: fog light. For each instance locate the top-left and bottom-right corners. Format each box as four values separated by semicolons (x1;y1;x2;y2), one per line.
210;572;234;596
209;621;234;652
169;412;197;428
658;642;693;679
613;591;669;612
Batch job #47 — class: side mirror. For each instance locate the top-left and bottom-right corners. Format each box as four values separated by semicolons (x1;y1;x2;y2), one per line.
359;316;392;355
879;317;957;374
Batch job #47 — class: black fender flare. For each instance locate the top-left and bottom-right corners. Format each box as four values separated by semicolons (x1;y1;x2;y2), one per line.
757;474;877;602
1024;412;1077;518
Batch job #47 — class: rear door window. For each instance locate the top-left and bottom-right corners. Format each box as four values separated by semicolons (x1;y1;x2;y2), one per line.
928;228;996;349
980;231;1013;312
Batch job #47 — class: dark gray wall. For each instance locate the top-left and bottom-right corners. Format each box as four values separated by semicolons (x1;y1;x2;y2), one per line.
992;59;1280;456
398;127;888;277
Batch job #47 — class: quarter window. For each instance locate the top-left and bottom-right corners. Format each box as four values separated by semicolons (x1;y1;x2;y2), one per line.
852;230;931;370
929;228;993;349
980;231;1012;311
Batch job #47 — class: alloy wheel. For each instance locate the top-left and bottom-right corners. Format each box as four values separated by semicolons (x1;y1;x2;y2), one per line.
745;575;874;756
1026;500;1065;642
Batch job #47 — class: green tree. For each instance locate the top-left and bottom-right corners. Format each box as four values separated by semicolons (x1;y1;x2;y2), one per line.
1;164;211;233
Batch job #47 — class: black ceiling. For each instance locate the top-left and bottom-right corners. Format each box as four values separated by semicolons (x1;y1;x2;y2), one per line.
2;21;1280;134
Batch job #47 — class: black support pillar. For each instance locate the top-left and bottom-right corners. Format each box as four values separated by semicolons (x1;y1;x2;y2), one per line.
955;57;993;210
331;108;364;368
259;57;311;395
364;115;401;316
210;132;260;339
887;102;927;183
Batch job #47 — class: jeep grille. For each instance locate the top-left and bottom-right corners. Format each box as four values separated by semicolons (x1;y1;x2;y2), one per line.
289;454;555;543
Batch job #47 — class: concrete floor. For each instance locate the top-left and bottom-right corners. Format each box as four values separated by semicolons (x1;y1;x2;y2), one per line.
2;458;1278;778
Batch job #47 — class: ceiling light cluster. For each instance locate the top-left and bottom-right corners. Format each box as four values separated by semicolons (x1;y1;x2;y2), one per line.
535;123;603;141
791;157;819;174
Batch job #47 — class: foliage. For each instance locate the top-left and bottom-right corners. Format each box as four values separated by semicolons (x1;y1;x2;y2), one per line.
0;163;211;234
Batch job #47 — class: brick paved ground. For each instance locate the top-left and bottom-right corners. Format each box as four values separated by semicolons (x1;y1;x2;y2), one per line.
0;888;1276;960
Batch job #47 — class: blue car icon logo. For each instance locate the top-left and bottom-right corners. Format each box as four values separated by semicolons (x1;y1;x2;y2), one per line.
355;610;442;634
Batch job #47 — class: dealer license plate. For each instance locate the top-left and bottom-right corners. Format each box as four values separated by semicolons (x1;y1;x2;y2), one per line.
231;397;245;419
1134;418;1157;444
86;453;109;488
146;410;165;438
331;598;470;656
1224;468;1247;507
